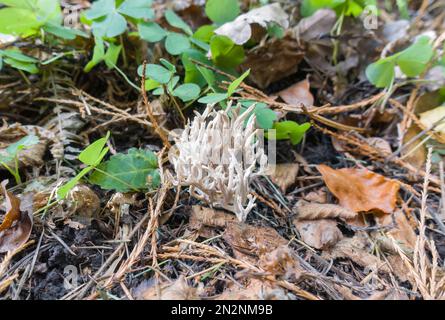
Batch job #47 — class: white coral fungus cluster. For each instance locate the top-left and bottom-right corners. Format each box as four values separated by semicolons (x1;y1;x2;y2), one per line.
169;103;268;222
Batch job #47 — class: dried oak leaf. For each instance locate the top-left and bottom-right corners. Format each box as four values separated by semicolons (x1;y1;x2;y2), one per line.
0;180;33;253
189;205;236;238
294;219;343;250
268;163;299;193
317;165;400;215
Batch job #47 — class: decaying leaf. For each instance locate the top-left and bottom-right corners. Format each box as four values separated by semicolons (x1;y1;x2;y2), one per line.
419;106;445;140
66;184;101;219
223;223;287;263
402;125;427;169
258;245;302;281
294;9;336;42
294;200;356;220
268;163;299;193
0;180;33;253
365;137;392;155
217;278;295;300
317;165;400;215
379;210;417;251
133;276;198;300
294;219;343;250
189;205;236;229
214;3;289;45
241;34;304;88
278;78;314;107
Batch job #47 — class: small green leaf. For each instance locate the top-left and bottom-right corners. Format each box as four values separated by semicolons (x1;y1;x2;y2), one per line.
145;79;161;91
84;0;115;20
138;64;172;84
196;65;216;89
193;25;216;43
118;0;154;19
138;22;167;42
198;93;228;104
0;49;37;63
173;83;201;102
104;42;122;68
78;132;110;166
92;11;127;38
210;35;245;68
165;33;191;55
159;58;176;72
396;36;433;77
181;49;210;87
164;9;192;35
365;59;395;88
267;121;311;145
239;101;277;129
205;0;240;24
84;38;105;72
227;69;250;96
57;166;93;199
89;148;160;192
3;58;38;74
0;8;41;36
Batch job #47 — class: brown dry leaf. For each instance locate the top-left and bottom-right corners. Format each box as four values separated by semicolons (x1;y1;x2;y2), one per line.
0;180;21;232
241;34;304;89
133;276;198;300
0;181;33;253
402;125;427;169
217;278;295;300
278;78;314;107
378;210;417;250
189;205;236;238
303;189;327;203
365;137;392;155
294;200;356;220
294;219;343;250
258;245;302;281
268;163;299;193
317;164;400;215
294;9;336;42
223;223;287;263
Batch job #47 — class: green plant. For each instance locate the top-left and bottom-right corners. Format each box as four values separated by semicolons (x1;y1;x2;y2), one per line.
0;49;39;74
205;0;241;24
83;37;122;72
366;36;434;89
266;121;311;145
301;0;376;17
0;135;39;184
57;132;160;198
138;59;201;102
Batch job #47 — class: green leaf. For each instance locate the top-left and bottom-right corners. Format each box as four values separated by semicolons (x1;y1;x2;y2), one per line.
43;23;88;40
173;83;201;102
181;49;210;87
138;22;167;42
210;35;245;68
84;0;115;20
196;65;216;89
193;25;216;43
227;69;250;96
205;0;240;24
0;135;39;163
138;64;172;84
84;38;105;72
0;49;38;63
144;79;161;91
159;58;176;72
396;36;433;77
92;11;127;38
365;59;395;88
165;33;191;55
78;132;110;166
0;8;41;36
89;148;160;192
3;58;38;74
118;0;154;19
104;42;122;68
198;93;228;104
57;166;94;199
165;9;192;35
239;101;277;129
267;121;311;145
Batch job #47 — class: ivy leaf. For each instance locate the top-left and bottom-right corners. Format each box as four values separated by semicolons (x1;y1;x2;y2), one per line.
138;22;167;42
118;0;154;19
267;121;311;145
165;33;191;55
78;131;110;166
89;148;160;192
172;83;201;102
365;59;395;88
396;36;433;77
205;0;240;24
165;9;192;35
138;64;172;84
